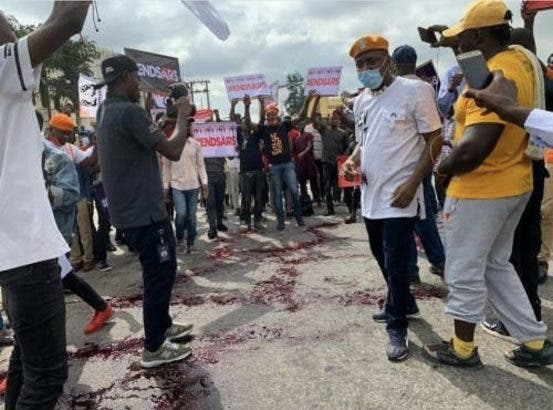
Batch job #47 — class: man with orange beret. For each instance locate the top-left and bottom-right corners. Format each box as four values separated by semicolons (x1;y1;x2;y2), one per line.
342;34;443;362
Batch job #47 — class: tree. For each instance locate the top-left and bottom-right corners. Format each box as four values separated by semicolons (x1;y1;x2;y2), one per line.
284;72;305;116
10;17;99;122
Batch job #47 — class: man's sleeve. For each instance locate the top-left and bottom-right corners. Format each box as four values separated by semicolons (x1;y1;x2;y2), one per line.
124;104;165;148
414;83;443;134
197;144;208;186
526;109;553;143
0;36;40;97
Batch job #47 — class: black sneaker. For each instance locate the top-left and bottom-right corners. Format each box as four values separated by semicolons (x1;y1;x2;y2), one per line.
372;305;420;323
296;218;305;227
424;340;483;369
276;220;285;231
207;230;218;240
344;215;357;224
505;340;553;368
107;242;117;252
387;329;410;362
429;265;444;277
217;224;229;232
97;260;112;272
481;320;515;343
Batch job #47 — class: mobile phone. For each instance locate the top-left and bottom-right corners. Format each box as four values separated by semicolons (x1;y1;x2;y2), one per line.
456;50;492;90
418;27;438;45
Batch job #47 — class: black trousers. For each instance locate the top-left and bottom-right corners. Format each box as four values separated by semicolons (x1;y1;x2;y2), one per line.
240;170;264;225
0;259;67;410
93;195;111;263
344;187;360;213
207;172;226;230
323;161;339;212
314;159;324;203
510;161;546;321
122;219;176;352
62;272;107;312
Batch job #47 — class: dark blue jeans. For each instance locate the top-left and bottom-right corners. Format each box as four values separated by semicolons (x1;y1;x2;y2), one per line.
0;259;68;410
122;219;176;352
172;188;199;247
364;217;417;332
408;172;446;276
269;162;302;221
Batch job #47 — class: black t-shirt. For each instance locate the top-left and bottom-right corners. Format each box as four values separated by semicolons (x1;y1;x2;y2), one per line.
257;122;292;164
237;127;263;172
96;93;167;229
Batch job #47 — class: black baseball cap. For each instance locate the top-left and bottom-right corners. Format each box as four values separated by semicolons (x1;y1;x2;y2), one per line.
392;45;417;65
94;55;139;89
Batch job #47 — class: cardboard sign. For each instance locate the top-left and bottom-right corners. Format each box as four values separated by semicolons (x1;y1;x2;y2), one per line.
337;155;361;188
78;74;106;119
192;121;238;158
523;0;553;12
416;60;441;95
304;66;342;96
224;74;269;101
124;48;181;93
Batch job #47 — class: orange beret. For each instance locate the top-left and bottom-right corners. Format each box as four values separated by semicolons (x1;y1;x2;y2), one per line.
349;35;389;59
49;113;76;132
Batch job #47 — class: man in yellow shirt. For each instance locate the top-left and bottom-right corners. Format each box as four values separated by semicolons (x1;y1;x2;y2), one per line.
424;0;553;368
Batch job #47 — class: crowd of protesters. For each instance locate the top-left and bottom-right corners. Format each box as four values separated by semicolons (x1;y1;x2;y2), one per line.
3;0;553;408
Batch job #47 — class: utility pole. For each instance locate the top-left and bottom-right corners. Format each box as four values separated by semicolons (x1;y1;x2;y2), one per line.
185;79;211;109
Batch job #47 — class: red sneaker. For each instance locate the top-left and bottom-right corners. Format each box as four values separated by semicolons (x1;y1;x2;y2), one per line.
0;378;7;395
84;305;115;335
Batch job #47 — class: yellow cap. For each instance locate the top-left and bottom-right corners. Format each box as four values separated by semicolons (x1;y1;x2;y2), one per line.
443;0;511;38
349;35;389;59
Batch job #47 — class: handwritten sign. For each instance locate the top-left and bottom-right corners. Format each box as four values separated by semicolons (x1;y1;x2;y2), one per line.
224;74;269;101
78;74;106;119
192;121;238;158
304;66;342;96
337;155;361;188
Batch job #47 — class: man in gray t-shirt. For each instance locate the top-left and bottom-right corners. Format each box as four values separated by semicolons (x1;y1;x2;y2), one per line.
96;55;194;369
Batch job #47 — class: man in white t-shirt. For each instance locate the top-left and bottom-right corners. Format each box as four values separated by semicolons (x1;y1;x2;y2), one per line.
342;34;442;362
0;2;91;408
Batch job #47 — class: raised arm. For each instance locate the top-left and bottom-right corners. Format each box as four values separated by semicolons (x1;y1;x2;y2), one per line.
27;1;92;68
229;99;238;122
292;90;315;128
243;94;259;132
154;98;192;161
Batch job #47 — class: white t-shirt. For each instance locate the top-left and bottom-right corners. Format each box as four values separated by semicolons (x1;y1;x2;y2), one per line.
0;36;69;272
305;123;323;160
353;76;441;220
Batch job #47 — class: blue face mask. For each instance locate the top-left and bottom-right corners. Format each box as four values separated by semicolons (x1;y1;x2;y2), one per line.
358;68;384;90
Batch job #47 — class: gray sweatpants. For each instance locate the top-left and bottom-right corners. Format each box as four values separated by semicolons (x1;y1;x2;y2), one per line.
443;193;547;343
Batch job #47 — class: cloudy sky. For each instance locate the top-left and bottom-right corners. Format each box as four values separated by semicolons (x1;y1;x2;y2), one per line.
3;0;553;116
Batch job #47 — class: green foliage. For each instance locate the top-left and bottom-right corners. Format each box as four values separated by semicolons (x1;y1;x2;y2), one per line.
284;72;305;116
10;17;99;118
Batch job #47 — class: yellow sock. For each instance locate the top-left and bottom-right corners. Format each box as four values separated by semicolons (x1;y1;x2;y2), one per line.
453;336;475;359
524;339;545;351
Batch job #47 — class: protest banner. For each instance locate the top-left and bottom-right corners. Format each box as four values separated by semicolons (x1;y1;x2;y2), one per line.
124;48;181;93
523;0;553;12
416;60;441;95
304;66;342;96
194;108;214;123
78;74;107;119
337;155;361;188
224;74;269;101
192;121;238;158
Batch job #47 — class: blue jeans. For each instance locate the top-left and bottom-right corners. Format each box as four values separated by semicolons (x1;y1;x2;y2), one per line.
269;162;302;221
0;259;68;410
364;217;417;332
172;188;199;247
122;219;176;352
408;172;445;276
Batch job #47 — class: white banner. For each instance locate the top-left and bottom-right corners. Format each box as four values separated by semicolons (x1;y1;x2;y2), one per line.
224;74;270;101
304;66;342;96
192;121;238;158
78;74;107;119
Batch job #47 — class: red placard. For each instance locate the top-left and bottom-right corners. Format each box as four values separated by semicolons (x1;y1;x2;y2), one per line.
523;0;553;12
193;109;214;123
337;155;361;188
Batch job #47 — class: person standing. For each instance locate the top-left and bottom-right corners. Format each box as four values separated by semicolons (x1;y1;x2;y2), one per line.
342;34;443;361
425;0;553;368
0;2;91;408
305;116;324;206
96;54;194;369
163;128;208;254
205;157;228;239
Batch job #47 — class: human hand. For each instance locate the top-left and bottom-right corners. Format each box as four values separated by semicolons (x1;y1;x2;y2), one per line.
391;181;418;208
243;94;251;107
201;185;209;200
464;70;517;116
342;159;357;182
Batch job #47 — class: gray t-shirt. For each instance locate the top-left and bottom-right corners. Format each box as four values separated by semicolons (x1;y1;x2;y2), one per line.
321;127;349;164
96;94;167;229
